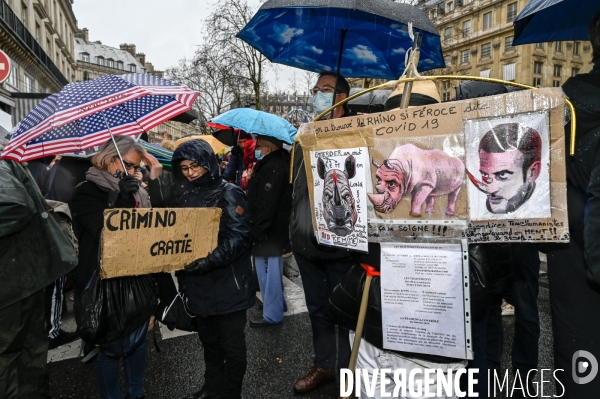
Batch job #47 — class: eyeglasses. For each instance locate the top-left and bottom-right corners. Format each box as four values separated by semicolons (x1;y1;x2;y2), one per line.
311;85;336;96
180;164;203;174
123;161;142;173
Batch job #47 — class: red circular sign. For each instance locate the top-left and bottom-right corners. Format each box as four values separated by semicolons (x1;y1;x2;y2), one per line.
0;50;11;84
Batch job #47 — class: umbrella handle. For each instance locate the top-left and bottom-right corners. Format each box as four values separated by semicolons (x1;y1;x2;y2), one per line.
101;110;127;177
342;274;373;398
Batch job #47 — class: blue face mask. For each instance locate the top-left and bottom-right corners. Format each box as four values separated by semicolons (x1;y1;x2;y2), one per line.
312;92;334;115
255;149;263;161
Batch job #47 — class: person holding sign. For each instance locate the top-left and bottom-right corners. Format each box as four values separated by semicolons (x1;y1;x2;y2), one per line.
70;136;162;399
169;139;254;399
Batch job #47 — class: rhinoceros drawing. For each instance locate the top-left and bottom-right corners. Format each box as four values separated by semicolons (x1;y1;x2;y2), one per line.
368;143;465;217
317;155;358;236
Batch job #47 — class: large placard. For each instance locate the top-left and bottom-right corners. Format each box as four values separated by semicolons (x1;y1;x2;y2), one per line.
298;88;568;244
100;207;221;278
380;242;472;359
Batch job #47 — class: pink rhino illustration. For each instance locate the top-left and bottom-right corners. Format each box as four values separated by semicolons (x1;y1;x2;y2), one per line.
368;143;465;217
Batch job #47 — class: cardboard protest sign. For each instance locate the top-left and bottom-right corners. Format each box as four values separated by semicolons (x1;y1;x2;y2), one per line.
310;146;370;252
100;207;221;279
297;87;569;244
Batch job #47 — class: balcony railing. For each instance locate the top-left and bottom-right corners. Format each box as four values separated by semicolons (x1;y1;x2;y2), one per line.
0;0;68;87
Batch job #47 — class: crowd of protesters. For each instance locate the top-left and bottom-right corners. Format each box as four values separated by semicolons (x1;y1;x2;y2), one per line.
2;14;600;399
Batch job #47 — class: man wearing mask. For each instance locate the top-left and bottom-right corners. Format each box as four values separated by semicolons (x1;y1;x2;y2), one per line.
291;71;356;394
247;135;291;328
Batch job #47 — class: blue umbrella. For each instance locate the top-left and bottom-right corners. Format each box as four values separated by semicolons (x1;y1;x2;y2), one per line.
513;0;593;45
237;0;444;80
208;109;297;144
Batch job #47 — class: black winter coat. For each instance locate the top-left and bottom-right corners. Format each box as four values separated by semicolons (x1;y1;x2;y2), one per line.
70;176;159;341
169;139;255;317
561;73;600;290
246;149;291;257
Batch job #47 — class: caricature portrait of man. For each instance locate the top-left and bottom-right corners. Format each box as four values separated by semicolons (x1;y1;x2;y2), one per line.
472;122;542;214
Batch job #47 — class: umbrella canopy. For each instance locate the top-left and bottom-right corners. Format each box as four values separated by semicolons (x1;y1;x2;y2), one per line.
138;140;174;169
208;108;297;144
513;0;592;45
237;0;444;79
0;74;199;162
174;135;227;154
347;87;392;114
210;128;252;147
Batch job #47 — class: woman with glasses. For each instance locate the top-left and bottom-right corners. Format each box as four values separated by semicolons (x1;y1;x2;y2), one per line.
169;139;254;399
70;135;163;399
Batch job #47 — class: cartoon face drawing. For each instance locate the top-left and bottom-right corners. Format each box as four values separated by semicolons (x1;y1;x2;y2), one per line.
317;155;358;236
467;123;542;214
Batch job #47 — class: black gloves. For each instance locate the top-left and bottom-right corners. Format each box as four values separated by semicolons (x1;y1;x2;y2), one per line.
118;175;140;199
184;256;218;276
231;145;243;157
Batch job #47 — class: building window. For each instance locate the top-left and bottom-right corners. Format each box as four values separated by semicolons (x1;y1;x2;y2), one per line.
444;55;452;67
481;43;491;58
534;61;543;74
81;53;90;62
97;56;105;66
503;63;516;81
505;36;514;51
444;27;452;43
572;68;580;77
536;43;544;49
23;74;33;92
35;23;40;42
129;64;136;73
442;80;451;102
107;59;114;68
21;3;27;26
83;71;90;81
480;69;491;78
507;2;518;23
554;64;562;77
574;41;581;56
461;49;470;63
553;80;561;87
117;61;124;70
483;12;492;30
430;9;437;19
7;60;18;89
447;1;454;12
533;77;542;87
463;20;471;38
555;42;563;52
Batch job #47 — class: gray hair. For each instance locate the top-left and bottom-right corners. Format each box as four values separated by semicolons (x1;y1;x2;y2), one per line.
91;136;146;171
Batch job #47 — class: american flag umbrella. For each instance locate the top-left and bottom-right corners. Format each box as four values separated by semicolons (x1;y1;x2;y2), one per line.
0;74;199;162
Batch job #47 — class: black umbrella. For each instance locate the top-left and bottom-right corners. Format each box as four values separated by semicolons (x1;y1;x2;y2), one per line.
346;88;392;114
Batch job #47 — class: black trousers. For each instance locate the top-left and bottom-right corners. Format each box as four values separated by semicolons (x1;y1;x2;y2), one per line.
0;290;50;399
196;310;247;399
548;242;600;398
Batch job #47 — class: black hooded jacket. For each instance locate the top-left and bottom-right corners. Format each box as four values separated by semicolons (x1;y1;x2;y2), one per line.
562;73;600;290
168;140;255;317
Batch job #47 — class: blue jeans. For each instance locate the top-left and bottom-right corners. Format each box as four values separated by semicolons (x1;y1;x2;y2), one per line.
511;244;541;377
95;321;148;399
254;256;286;324
293;250;354;371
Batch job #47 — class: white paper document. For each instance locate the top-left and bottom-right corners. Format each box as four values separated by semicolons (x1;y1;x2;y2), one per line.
380;242;471;359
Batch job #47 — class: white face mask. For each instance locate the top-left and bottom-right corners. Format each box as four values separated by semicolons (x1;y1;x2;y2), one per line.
312;91;334;115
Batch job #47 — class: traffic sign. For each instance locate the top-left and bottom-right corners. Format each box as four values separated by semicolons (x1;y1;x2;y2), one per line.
0;50;11;84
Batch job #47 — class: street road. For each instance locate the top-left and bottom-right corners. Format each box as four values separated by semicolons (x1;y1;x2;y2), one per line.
48;256;555;398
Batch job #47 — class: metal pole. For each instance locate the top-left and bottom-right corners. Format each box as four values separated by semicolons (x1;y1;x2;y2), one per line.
399;32;423;110
330;29;348;120
100;110;127;174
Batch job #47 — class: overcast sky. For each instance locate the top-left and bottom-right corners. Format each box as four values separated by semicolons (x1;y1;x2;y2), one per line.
73;0;299;91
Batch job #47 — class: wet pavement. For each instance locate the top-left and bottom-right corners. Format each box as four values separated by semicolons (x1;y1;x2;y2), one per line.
48;255;555;398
